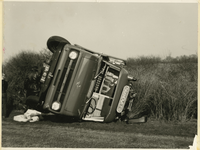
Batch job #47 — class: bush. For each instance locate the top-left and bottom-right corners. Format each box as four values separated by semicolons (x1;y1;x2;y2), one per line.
3;49;52;110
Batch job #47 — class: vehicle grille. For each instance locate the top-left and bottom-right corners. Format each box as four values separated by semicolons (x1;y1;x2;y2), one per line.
52;50;79;110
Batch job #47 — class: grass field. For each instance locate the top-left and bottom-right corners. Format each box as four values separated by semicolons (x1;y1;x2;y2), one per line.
1;110;197;148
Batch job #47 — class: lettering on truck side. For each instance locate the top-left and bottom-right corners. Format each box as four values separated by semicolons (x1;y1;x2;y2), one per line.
116;85;130;113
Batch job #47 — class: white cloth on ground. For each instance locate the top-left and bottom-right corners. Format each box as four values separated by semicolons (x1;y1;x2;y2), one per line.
13;109;41;122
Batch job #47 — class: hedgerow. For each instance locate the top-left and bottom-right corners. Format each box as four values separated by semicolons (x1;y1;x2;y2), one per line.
126;54;197;121
3;49;52;110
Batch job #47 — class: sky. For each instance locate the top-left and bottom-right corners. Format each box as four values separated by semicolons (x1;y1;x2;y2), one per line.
2;1;198;62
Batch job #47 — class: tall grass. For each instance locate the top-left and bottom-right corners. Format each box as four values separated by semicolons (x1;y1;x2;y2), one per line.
126;55;197;121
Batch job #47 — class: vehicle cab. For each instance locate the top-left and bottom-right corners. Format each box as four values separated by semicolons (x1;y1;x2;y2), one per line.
38;36;136;123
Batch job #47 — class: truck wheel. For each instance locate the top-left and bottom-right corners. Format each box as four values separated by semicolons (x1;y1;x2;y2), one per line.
47;36;71;53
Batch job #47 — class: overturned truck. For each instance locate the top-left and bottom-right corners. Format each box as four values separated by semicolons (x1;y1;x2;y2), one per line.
37;36;139;123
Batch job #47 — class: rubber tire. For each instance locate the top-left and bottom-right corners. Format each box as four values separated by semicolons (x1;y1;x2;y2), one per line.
47;36;71;53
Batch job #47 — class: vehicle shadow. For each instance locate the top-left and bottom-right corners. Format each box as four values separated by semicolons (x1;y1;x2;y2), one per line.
41;114;80;123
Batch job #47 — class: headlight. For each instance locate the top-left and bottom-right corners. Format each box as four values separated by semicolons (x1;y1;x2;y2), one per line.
69;51;78;59
52;101;61;110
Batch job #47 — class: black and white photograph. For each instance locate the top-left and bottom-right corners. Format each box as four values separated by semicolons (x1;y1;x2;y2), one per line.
2;0;198;148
